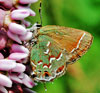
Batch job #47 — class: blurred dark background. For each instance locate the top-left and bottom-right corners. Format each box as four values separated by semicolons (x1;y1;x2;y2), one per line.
27;0;100;93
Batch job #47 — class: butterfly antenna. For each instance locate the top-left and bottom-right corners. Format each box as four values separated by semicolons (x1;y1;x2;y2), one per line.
39;0;42;26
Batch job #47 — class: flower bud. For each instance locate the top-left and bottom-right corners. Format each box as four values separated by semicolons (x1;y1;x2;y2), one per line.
19;0;38;4
7;31;22;44
0;30;7;50
8;53;28;61
9;23;27;35
0;9;6;28
11;9;30;20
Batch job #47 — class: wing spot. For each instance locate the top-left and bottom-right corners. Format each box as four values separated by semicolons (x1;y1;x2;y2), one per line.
38;60;43;65
43;65;48;69
56;53;63;61
47;41;51;47
44;49;50;54
56;65;65;76
56;65;64;73
43;63;51;68
49;55;56;63
50;57;56;63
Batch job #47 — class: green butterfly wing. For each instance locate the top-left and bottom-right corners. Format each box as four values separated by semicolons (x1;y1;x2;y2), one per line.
31;35;69;82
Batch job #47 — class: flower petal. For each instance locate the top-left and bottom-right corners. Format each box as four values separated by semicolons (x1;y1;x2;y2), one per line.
11;63;26;73
11;9;30;20
19;32;32;41
0;74;12;87
27;8;36;16
7;31;22;44
19;0;38;4
0;9;6;28
0;30;7;50
11;44;29;54
17;6;36;16
9;74;22;83
22;74;35;88
0;86;8;93
18;73;24;79
8;53;28;61
20;58;28;63
8;84;23;93
0;53;4;59
9;23;27;35
0;59;16;71
22;20;31;27
0;0;13;9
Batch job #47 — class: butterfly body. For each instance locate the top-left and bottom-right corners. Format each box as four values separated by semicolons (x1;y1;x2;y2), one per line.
30;25;93;82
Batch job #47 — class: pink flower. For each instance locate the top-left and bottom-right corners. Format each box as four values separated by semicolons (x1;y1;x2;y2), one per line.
0;74;12;88
0;0;38;92
8;84;23;93
17;6;36;16
0;9;6;29
22;74;35;88
0;59;16;71
0;0;13;9
0;59;26;92
11;44;29;54
19;32;33;41
0;53;4;59
8;23;27;35
19;0;38;4
22;20;31;27
0;29;7;50
0;9;33;43
11;9;30;20
7;83;35;93
8;53;28;61
0;34;35;93
0;0;38;9
0;45;35;92
7;31;22;44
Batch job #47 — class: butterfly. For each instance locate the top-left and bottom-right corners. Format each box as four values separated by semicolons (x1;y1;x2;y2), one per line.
30;25;93;82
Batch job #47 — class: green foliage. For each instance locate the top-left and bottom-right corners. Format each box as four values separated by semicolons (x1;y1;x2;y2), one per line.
29;0;100;93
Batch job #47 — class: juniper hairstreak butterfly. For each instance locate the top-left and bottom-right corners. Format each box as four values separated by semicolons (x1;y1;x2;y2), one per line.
30;25;93;82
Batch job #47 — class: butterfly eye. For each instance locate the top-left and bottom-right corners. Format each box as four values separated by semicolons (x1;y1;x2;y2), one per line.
56;65;64;73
